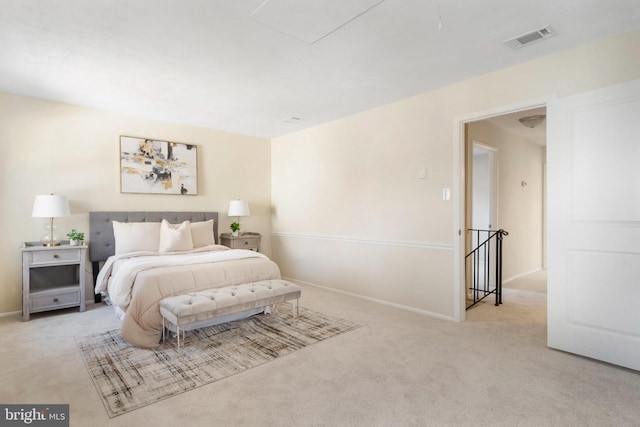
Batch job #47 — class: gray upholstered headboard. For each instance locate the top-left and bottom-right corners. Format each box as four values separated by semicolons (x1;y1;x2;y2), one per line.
89;211;219;263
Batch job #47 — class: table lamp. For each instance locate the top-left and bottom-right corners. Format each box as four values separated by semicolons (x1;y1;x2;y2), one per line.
32;194;71;246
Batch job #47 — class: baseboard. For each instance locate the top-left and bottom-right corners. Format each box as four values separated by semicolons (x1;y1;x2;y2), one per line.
502;268;545;284
0;310;21;318
283;276;456;322
1;300;96;318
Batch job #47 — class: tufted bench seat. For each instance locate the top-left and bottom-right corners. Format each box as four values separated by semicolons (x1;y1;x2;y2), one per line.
159;279;301;351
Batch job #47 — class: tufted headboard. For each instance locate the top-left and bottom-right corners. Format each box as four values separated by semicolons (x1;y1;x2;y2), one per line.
89;211;219;263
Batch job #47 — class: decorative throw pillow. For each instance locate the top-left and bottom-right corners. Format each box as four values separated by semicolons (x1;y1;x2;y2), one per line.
113;221;161;254
158;220;194;252
190;219;215;248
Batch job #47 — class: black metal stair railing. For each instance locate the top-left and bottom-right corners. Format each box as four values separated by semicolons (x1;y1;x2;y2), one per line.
465;228;509;310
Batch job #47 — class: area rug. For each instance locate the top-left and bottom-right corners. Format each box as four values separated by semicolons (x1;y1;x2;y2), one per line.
76;304;360;417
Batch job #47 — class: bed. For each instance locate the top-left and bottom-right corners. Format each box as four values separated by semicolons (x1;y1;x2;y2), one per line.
89;211;281;348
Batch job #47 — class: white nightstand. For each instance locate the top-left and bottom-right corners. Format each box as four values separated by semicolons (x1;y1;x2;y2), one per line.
219;233;261;252
21;243;87;321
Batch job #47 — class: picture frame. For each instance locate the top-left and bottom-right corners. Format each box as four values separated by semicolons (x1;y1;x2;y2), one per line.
120;136;198;195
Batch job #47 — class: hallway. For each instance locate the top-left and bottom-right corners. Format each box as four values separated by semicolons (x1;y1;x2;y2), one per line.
504;270;547;294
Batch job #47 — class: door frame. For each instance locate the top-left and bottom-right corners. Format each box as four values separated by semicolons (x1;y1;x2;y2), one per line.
452;95;555;322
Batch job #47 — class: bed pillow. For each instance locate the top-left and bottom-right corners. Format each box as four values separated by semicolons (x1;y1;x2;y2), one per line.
158;220;194;252
113;221;161;254
190;219;215;248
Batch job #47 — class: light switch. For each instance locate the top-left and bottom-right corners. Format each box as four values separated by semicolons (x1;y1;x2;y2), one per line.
418;168;427;179
442;188;451;200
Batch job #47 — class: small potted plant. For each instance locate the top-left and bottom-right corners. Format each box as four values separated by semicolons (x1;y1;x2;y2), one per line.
230;222;240;237
67;229;85;246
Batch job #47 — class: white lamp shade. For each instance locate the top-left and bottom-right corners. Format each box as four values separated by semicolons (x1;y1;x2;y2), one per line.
228;200;250;217
32;194;71;218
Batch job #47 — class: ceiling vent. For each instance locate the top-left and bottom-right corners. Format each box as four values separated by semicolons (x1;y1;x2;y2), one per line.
503;25;557;49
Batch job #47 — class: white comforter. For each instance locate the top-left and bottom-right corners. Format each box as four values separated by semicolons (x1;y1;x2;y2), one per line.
95;245;269;308
94;244;281;348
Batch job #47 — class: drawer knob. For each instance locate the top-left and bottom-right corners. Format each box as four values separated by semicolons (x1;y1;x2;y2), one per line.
53;254;59;258
245;241;248;245
53;298;59;303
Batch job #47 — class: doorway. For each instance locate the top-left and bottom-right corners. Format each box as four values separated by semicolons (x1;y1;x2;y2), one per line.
468;142;498;300
472;142;497;232
453;98;552;321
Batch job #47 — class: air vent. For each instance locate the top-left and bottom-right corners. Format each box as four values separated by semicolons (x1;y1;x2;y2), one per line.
503;25;557;49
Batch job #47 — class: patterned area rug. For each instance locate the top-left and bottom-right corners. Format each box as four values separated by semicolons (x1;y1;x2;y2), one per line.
76;304;359;417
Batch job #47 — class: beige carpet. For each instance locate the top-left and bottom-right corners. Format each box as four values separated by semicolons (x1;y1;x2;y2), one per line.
2;276;640;426
76;304;359;417
503;270;548;293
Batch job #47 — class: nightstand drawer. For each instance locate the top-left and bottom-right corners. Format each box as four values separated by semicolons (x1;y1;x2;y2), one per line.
235;238;258;248
29;248;81;266
30;287;81;312
220;233;261;252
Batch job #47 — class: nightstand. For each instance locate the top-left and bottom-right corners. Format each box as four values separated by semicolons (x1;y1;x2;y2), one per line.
21;243;87;321
220;232;261;252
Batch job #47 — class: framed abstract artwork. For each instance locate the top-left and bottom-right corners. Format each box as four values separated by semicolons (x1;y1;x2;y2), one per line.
120;136;198;195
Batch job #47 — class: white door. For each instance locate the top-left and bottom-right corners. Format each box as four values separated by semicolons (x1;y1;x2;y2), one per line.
547;79;640;371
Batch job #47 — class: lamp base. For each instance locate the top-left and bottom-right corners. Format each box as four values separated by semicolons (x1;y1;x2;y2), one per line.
42;218;60;247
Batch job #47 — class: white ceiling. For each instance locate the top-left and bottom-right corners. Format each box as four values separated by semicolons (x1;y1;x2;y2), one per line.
1;0;639;138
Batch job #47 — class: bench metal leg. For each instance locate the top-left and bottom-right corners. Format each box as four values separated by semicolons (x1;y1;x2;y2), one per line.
163;316;183;353
291;298;299;325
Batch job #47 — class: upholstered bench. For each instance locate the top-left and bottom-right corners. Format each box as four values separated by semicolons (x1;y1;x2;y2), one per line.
159;279;301;351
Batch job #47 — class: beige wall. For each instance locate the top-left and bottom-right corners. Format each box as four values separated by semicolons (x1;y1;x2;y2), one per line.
467;120;545;281
271;30;640;320
3;30;639;318
0;94;271;314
